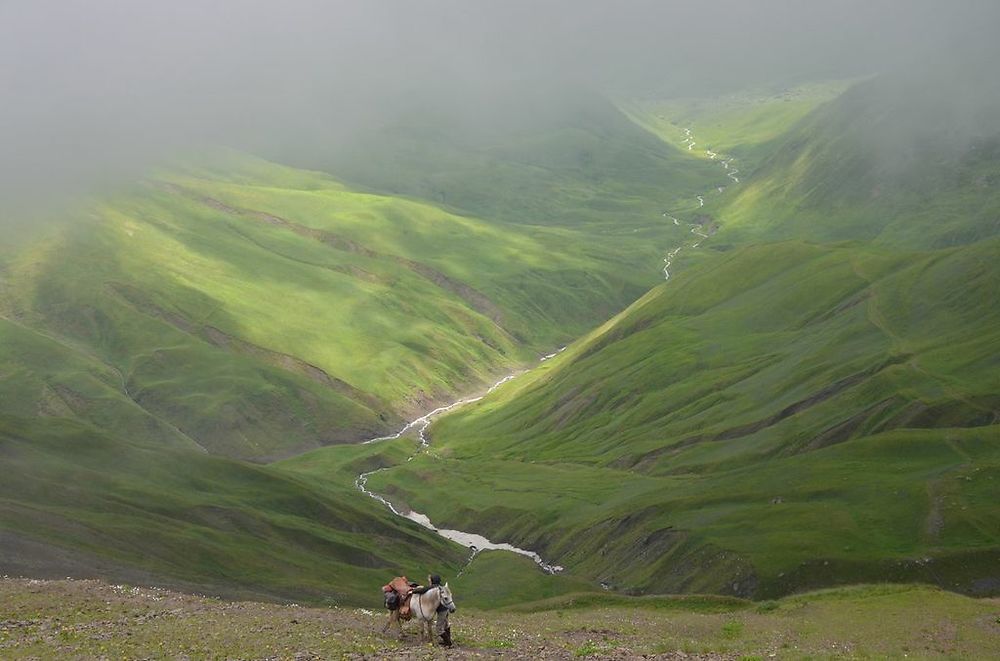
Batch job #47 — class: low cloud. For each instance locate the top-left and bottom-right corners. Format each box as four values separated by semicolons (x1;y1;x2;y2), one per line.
2;0;997;220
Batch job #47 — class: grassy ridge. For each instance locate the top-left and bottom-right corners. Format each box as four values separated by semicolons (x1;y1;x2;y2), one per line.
5;65;999;607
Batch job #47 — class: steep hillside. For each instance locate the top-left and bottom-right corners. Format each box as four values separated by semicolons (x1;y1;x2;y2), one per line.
0;150;701;461
362;239;1000;597
0;413;468;604
347;72;1000;598
711;66;1000;248
0;124;720;597
5;62;999;607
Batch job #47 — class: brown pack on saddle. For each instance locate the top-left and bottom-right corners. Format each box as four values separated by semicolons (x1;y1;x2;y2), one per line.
382;576;414;620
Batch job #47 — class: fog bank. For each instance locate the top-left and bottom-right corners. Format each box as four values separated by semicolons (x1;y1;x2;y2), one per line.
2;0;998;219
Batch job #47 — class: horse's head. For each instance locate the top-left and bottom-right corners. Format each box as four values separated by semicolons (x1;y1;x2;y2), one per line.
438;582;456;613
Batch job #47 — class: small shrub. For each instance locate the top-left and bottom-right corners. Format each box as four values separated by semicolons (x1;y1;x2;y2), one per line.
721;620;744;639
755;600;779;613
574;640;601;657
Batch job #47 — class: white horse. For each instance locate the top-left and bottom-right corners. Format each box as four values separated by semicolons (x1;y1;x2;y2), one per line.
384;583;456;642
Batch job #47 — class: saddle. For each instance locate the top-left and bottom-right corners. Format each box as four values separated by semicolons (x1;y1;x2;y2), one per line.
382;576;415;620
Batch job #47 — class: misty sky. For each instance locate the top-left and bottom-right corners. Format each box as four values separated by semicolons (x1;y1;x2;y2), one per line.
2;0;998;216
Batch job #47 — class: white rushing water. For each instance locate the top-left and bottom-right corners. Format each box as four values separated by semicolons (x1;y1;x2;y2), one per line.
662;211;681;226
362;371;527;448
356;349;567;574
682;127;696;151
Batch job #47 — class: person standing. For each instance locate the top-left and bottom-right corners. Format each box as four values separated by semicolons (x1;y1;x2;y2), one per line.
413;573;453;646
434;578;453;647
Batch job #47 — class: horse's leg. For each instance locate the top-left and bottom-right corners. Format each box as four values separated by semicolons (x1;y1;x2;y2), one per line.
435;609;451;646
395;611;404;640
380;610;392;634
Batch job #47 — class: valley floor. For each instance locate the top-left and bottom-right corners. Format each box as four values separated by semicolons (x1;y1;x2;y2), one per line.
1;578;997;659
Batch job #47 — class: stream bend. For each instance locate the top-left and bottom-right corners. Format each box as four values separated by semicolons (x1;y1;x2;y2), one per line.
355;350;567;574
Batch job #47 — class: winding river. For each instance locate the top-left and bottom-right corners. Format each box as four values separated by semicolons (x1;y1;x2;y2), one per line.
661;126;738;280
356;350;567;574
355;123;739;573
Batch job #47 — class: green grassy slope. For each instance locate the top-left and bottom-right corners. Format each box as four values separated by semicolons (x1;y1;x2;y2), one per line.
358;240;1000;597
273;84;724;229
620;81;851;173
343;72;1000;598
0;290;469;604
0;107;725;600
711;69;1000;249
7;62;999;607
0;414;469;604
1;150;709;461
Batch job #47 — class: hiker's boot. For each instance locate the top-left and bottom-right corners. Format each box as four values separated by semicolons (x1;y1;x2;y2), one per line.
439;627;453;647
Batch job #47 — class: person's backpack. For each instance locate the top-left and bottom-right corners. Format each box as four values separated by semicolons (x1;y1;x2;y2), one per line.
381;576;414;618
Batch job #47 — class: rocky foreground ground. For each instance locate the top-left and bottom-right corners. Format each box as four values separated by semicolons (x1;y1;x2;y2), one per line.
1;578;998;659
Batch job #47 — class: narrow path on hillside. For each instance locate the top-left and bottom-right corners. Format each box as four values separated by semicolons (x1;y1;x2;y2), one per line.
355;348;566;574
661;127;738;280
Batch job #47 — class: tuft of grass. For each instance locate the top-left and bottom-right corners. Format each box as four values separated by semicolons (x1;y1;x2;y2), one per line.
721;620;744;639
574;640;602;656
